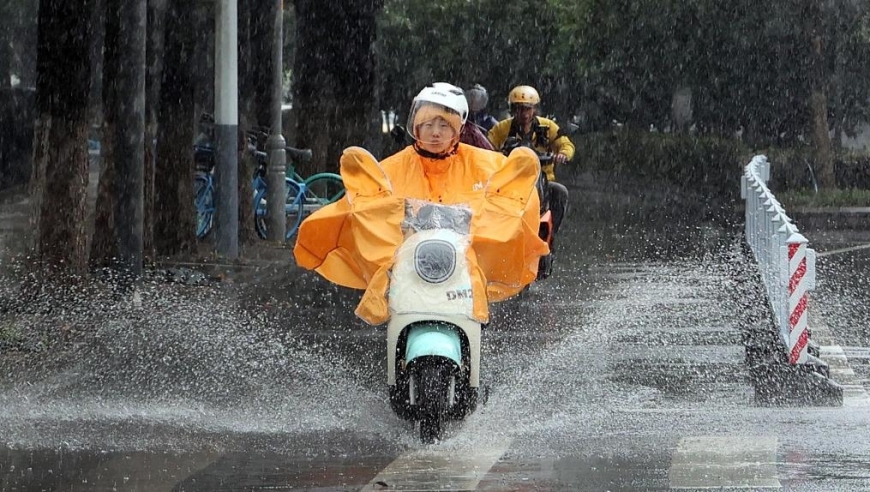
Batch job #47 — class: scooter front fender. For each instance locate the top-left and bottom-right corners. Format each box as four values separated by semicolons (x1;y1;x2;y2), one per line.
405;324;462;367
388;313;481;387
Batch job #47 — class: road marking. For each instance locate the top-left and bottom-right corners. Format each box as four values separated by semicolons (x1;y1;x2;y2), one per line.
839;346;870;360
359;439;510;491
818;345;870;407
817;243;870;257
809;312;870;405
668;436;781;489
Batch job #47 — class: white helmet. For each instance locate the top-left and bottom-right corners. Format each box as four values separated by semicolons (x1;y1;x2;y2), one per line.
410;83;469;125
407;83;469;154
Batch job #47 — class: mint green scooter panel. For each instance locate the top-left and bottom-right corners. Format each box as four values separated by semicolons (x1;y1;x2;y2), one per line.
405;324;462;367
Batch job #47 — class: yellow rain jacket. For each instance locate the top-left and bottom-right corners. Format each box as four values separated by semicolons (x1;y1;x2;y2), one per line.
488;116;575;183
293;143;548;325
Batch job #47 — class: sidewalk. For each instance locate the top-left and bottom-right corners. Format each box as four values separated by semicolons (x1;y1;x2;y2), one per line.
0;172;299;283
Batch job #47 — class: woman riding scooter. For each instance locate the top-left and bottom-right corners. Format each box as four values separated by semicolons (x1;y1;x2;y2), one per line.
293;83;548;441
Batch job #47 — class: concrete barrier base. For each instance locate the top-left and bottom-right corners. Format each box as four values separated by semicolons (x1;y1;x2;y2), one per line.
744;321;843;407
749;356;844;407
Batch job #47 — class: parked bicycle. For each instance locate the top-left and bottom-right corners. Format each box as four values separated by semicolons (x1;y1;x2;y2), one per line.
249;142;345;240
193;128;344;240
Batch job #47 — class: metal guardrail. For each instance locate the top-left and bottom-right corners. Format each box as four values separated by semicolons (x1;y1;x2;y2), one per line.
741;155;816;364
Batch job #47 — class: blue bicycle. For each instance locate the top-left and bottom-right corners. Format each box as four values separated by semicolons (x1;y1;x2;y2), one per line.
193;137;344;240
250;146;345;240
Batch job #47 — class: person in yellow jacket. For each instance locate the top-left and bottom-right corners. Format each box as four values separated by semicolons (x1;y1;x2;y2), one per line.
293;83;549;325
488;85;575;236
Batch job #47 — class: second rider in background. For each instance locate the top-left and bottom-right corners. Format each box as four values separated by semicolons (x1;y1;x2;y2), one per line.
466;84;500;133
488;85;575;239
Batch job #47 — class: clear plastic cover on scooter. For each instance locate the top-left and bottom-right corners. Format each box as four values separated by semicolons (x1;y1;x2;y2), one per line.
402;200;472;235
389;200;475;319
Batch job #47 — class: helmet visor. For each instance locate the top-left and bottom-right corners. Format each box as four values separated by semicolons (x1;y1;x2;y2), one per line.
407;102;462;153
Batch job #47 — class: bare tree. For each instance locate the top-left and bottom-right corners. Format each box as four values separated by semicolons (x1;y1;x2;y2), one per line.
29;0;93;276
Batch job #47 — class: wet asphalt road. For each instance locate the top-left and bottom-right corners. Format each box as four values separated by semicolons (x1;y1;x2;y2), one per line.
1;181;870;491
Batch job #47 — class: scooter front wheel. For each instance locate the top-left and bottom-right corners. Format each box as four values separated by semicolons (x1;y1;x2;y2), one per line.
415;362;454;443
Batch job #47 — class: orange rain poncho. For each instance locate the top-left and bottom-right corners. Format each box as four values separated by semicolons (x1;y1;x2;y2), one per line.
293;143;549;325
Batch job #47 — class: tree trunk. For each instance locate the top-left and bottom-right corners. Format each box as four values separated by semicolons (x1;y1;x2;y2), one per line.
91;0;121;269
144;0;167;262
807;2;835;189
88;0;107;125
237;0;256;245
154;0;197;257
192;1;215;122
112;0;147;278
250;0;277;130
29;0;93;277
293;0;381;176
810;89;835;189
0;12;12;89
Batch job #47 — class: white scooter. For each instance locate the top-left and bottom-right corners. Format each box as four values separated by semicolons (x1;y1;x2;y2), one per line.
386;200;484;443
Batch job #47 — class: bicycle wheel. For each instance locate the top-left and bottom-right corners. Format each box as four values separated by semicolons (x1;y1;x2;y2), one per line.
302;173;345;211
254;179;304;240
194;173;214;238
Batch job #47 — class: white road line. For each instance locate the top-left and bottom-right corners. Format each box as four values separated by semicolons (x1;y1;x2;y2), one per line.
841;346;870;360
668;436;781;489
817;243;870;257
359;440;511;492
807;307;870;405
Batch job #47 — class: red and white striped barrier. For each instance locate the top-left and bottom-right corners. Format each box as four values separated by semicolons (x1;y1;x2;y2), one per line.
787;234;811;363
742;155;816;365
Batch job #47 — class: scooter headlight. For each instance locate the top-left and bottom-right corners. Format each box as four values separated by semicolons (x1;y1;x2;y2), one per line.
414;239;456;283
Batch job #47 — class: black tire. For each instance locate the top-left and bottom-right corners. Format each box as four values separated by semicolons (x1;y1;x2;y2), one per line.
416;362;454;443
537;254;553;281
447;377;478;420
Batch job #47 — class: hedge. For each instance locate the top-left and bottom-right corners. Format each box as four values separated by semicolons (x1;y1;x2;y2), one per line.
570;130;749;203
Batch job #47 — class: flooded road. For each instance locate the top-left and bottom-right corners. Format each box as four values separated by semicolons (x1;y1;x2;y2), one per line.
1;182;870;491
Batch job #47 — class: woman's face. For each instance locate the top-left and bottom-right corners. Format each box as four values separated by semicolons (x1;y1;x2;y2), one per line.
416;117;456;154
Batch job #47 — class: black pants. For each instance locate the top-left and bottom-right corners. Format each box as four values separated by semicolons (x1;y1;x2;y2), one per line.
547;181;568;236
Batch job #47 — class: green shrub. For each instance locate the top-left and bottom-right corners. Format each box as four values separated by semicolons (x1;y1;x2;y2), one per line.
575;130;749;201
575;131;870;200
760;146;870;192
777;188;870;208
